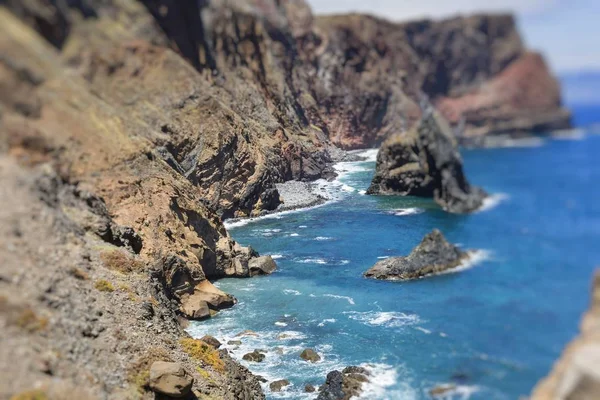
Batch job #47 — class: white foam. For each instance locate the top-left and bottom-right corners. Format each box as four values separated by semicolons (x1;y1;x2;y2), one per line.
390;207;425;216
477;193;509;212
345;311;421;328
270;254;284;259
276;331;307;340
359;190;367;195
351;148;379;162
551;128;586;140
299;225;308;228
314;236;333;241
283;289;302;296
317;318;337;327
323;294;355;305
289;233;300;237
377;256;390;259
358;363;412;400
415;326;432;334
339;260;350;265
297;258;328;265
223;202;329;229
274;322;288;327
435;249;492;276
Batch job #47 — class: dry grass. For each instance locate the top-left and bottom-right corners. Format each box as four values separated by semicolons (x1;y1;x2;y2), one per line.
94;279;115;292
10;390;48;400
15;308;49;332
100;250;144;274
180;338;225;373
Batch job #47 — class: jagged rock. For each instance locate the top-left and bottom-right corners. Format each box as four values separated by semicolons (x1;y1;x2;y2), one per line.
317;367;370;400
139;302;155;320
531;270;600;400
300;348;321;363
248;256;277;277
200;336;222;349
243;350;266;363
269;379;290;392
364;230;469;281
149;361;193;398
367;111;487;213
305;384;316;393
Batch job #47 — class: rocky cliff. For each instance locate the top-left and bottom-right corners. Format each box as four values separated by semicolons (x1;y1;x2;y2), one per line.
0;0;573;398
531;271;600;400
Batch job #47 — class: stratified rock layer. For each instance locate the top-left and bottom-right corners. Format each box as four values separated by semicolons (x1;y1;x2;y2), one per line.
367;111;487;213
364;230;469;280
531;271;600;400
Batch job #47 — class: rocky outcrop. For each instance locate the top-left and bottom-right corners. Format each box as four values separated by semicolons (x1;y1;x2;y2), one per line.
0;157;265;399
531;271;600;400
300;348;321;363
317;367;370;400
367;110;487;213
364;230;470;280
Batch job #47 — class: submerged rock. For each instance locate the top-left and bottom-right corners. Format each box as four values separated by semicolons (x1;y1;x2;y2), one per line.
300;348;321;363
364;230;469;281
367;110;487;213
149;361;193;398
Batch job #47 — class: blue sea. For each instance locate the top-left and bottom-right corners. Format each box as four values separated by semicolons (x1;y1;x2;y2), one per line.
189;107;600;399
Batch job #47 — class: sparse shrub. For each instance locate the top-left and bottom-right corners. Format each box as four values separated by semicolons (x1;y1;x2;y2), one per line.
100;250;144;274
94;279;115;292
180;338;225;372
15;308;48;332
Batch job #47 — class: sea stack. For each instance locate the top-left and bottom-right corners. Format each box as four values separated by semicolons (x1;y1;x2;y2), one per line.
367;109;487;213
364;230;470;281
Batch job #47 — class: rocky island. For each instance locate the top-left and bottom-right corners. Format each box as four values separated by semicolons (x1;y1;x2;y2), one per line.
367;110;487;213
0;0;577;399
365;230;470;281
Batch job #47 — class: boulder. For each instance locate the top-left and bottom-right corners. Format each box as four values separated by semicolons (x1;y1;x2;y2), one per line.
300;348;321;363
243;350;266;363
364;229;469;281
227;340;242;346
148;361;193;398
200;335;222;349
305;384;316;393
248;256;277;276
367;110;487;214
269;379;290;392
180;280;236;319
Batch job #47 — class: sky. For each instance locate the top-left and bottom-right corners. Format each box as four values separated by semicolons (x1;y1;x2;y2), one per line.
306;0;600;74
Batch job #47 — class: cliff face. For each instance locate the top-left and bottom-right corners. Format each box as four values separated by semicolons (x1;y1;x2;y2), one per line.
531;271;600;399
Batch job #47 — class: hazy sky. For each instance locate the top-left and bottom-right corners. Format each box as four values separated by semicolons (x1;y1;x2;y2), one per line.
306;0;599;73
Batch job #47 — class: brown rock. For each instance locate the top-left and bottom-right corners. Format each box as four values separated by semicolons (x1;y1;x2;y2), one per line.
243;350;266;363
429;384;456;397
149;361;193;398
531;270;600;400
269;379;290;392
200;335;221;349
305;384;316;393
300;348;321;363
248;256;277;276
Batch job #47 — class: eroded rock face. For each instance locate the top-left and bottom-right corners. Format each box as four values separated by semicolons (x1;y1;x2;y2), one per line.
367;110;487;213
531;271;600;400
364;230;469;281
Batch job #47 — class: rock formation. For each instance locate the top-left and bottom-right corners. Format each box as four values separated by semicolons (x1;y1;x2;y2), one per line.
364;230;470;280
317;366;371;400
367;110;487;213
531;271;600;399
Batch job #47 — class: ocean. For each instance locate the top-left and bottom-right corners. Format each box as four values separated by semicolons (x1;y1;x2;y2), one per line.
189;108;600;399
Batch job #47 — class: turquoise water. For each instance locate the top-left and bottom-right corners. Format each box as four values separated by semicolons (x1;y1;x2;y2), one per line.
189;128;600;399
